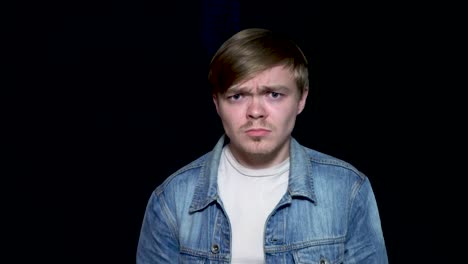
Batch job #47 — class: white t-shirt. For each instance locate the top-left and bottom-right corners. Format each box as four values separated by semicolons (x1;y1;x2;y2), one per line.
218;146;289;263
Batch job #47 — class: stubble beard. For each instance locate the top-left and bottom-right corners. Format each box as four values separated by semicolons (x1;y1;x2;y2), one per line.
227;121;289;166
238;135;281;163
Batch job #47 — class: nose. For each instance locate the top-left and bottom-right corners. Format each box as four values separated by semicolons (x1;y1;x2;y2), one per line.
247;97;266;120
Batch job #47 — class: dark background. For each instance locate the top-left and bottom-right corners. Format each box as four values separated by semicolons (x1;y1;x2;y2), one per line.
13;0;448;263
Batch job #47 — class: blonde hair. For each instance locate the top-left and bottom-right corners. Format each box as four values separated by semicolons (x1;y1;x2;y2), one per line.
208;28;309;95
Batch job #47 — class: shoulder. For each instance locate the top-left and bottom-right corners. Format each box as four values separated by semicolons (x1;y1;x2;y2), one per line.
302;145;367;183
298;145;375;205
154;152;211;196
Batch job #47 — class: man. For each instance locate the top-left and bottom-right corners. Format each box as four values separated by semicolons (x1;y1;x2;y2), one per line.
137;28;388;263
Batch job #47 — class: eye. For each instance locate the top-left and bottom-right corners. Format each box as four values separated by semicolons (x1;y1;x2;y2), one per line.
228;94;243;101
269;92;282;99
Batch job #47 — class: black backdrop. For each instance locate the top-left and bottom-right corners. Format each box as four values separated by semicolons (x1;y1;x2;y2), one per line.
13;0;446;263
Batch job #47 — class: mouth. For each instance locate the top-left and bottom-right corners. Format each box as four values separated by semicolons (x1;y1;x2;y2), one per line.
245;128;271;137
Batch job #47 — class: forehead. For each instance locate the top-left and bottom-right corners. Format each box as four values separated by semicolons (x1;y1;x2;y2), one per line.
232;65;297;90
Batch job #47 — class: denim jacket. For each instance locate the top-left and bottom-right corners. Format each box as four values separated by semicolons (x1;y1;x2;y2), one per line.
137;135;388;263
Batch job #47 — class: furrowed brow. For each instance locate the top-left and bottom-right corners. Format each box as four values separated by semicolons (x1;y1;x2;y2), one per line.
260;85;290;93
226;85;252;94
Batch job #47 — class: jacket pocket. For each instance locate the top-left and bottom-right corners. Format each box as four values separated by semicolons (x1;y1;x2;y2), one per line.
292;243;344;264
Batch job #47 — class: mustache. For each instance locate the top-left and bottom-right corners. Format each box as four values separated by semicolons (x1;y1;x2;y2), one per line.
240;121;274;130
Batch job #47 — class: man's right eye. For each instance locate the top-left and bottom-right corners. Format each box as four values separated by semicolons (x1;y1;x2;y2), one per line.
229;94;242;100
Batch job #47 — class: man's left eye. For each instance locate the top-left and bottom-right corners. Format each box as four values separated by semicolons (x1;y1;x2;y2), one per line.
270;92;281;98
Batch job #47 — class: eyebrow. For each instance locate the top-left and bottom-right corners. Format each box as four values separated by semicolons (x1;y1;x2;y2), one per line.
227;85;291;94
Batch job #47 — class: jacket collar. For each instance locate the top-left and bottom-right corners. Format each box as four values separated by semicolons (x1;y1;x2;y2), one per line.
189;135;316;213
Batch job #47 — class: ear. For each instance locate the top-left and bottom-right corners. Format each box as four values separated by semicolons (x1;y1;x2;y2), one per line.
297;87;309;115
212;94;220;115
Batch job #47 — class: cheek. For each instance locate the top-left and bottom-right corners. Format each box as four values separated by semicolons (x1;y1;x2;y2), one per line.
273;107;297;122
219;107;243;126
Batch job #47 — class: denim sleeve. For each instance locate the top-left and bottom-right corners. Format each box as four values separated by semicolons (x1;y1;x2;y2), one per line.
136;191;179;264
345;177;389;264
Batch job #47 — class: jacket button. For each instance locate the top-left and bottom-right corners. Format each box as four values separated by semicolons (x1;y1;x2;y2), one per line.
211;244;220;254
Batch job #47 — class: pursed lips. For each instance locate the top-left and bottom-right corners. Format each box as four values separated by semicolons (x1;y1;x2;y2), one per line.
245;128;271;137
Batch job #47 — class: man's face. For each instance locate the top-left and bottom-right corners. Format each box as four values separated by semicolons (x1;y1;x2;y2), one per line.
213;65;308;167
